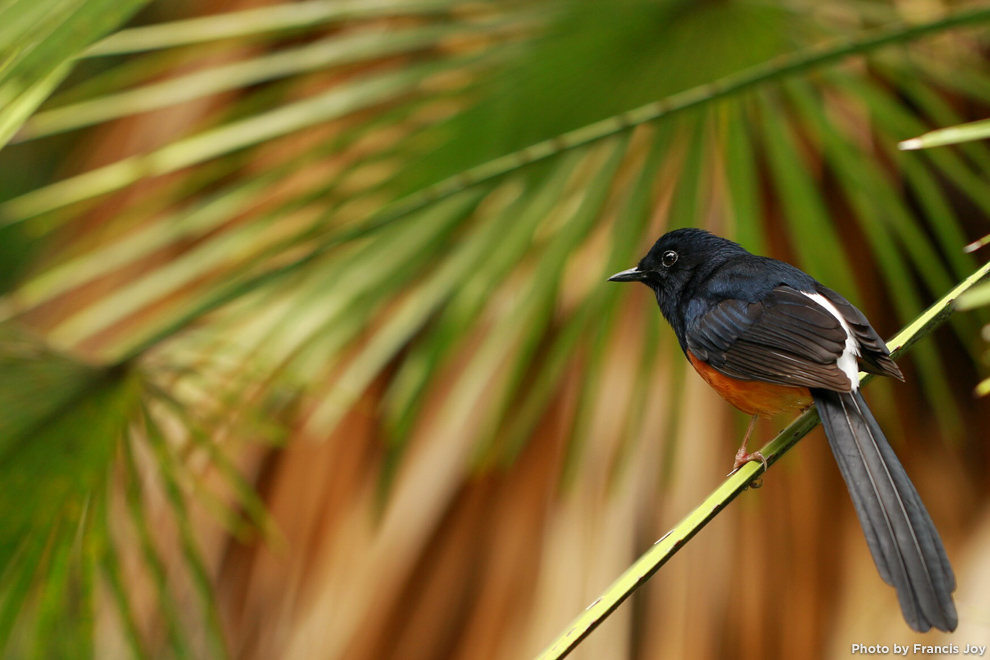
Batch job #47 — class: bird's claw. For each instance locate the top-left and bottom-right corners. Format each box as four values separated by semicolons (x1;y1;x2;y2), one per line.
728;449;768;488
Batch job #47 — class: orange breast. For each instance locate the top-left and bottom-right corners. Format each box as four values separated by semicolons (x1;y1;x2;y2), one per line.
687;351;812;417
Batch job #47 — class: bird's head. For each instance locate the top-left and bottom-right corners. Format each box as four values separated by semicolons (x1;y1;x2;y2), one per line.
609;228;739;296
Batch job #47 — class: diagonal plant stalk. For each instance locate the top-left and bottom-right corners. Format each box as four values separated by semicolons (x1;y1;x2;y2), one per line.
534;258;990;660
347;4;990;239
6;5;990;226
102;4;990;365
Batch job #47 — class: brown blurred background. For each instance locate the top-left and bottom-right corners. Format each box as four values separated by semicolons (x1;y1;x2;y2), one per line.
2;0;990;659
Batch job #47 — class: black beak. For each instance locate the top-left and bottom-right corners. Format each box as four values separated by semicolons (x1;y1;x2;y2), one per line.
607;267;646;282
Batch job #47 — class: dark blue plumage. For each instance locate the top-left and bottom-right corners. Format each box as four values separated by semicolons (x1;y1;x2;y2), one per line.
609;228;957;632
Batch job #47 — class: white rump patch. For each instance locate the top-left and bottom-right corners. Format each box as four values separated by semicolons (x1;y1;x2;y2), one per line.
802;291;860;391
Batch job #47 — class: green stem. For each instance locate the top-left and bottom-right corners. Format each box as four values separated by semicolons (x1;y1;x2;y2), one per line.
370;4;990;234
106;7;990;361
534;258;990;660
107;5;990;362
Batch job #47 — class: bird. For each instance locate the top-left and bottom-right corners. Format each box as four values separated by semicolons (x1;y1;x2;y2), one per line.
608;228;957;633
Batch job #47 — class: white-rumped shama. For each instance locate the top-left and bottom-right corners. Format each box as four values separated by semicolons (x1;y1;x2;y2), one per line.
609;228;956;633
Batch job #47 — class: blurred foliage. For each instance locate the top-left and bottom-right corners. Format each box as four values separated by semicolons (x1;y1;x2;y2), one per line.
0;0;149;147
2;0;990;658
901;116;990;397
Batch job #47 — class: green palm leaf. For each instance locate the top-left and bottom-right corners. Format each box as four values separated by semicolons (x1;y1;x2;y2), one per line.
0;0;150;148
3;1;990;657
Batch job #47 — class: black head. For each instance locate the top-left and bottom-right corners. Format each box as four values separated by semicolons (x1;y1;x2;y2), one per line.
608;229;749;325
609;228;744;288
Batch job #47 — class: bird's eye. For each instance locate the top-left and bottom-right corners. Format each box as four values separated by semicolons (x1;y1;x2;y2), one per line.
661;250;678;267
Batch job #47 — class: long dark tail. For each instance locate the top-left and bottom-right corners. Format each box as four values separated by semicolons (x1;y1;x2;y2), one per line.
811;389;957;632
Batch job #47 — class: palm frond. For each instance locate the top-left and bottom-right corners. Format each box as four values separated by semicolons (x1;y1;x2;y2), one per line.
0;0;150;148
4;1;990;657
900;117;990;150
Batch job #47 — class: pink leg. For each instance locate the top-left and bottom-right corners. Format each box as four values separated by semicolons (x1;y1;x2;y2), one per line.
730;414;768;474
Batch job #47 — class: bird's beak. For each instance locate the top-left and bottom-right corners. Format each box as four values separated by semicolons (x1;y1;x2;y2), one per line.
607;267;645;282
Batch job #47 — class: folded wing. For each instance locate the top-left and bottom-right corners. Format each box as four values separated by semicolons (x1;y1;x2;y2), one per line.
686;285;900;390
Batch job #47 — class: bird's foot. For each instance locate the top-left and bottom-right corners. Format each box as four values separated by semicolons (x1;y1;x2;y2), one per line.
727;415;766;487
728;449;768;485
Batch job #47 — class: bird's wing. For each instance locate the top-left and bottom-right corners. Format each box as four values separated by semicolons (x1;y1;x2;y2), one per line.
813;286;903;381
685;285;856;391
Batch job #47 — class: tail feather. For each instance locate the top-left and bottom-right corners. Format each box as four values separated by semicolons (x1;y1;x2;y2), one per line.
812;389;957;632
